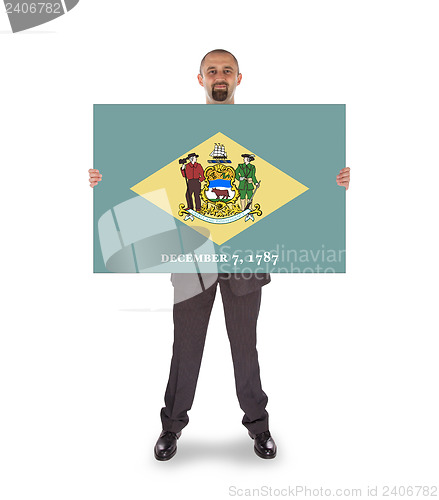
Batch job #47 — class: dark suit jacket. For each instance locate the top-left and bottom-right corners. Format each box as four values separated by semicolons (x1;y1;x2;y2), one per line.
225;273;270;295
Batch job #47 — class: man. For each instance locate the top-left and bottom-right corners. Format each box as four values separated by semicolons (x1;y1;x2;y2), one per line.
89;49;351;461
181;153;205;212
235;154;259;211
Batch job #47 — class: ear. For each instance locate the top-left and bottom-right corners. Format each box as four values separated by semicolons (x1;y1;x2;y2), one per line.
237;73;242;86
197;74;204;87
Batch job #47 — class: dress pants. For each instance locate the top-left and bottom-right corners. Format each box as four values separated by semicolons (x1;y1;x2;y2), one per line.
185;178;201;211
160;275;269;435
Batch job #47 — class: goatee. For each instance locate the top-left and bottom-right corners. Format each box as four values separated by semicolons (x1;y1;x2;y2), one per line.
212;86;228;102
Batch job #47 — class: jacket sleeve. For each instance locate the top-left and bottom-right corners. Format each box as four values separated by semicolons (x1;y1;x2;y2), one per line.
198;164;205;182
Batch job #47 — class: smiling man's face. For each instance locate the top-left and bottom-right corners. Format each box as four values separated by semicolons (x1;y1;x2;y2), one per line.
198;51;242;104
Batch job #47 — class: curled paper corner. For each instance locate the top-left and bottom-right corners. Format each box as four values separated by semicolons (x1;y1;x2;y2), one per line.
5;0;80;33
64;0;80;11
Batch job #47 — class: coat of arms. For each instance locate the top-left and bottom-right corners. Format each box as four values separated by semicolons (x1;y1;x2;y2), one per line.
178;143;262;224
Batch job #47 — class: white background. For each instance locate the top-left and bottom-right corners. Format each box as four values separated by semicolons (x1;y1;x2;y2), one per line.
1;1;438;499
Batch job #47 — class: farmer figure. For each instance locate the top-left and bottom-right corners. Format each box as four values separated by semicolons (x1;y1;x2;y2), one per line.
181;153;205;212
235;154;259;211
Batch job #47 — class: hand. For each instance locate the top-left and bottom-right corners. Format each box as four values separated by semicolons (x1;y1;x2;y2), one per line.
240;176;245;181
89;169;102;188
336;167;350;190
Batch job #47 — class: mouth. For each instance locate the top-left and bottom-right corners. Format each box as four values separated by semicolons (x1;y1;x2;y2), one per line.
214;84;227;89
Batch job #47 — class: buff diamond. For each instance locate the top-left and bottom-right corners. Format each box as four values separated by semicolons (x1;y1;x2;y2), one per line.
131;132;309;245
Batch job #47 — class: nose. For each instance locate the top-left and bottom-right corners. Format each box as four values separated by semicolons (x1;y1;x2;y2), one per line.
215;73;228;82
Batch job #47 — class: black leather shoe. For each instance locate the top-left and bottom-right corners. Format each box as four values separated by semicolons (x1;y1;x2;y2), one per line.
154;430;181;461
249;430;277;459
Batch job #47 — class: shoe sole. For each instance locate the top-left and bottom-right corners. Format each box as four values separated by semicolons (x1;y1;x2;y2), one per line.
254;445;277;459
154;447;177;461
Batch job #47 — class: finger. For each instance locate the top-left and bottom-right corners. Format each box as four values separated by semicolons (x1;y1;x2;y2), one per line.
88;169;100;173
339;167;350;173
337;173;350;180
90;182;97;188
89;174;102;180
338;181;349;189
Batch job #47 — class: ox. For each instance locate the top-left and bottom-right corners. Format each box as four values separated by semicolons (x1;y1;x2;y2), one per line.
211;188;230;199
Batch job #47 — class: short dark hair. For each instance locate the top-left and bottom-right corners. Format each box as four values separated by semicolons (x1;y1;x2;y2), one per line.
199;49;240;76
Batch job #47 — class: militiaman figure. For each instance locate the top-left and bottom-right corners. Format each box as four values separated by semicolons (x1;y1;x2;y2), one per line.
235;154;259;211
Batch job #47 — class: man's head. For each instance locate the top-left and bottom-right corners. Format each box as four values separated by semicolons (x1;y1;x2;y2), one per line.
187;153;198;163
242;154;254;164
198;49;242;104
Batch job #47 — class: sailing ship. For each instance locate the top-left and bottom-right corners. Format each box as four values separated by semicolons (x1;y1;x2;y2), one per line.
210;143;227;159
208;143;231;163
